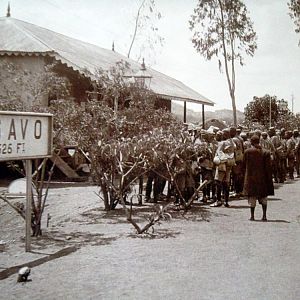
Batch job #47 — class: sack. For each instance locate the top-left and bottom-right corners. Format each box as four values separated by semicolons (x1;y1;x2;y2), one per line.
216;150;235;166
218;151;229;163
213;156;221;165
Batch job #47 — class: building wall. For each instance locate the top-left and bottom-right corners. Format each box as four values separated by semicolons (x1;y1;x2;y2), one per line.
0;55;49;106
0;54;95;106
0;54;173;111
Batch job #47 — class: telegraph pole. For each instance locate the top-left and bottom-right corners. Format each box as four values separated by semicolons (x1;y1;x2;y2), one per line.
269;97;272;128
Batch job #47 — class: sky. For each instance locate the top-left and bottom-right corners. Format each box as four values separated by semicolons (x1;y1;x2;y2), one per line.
0;0;299;113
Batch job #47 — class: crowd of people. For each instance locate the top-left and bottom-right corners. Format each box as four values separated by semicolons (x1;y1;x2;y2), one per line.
144;125;300;221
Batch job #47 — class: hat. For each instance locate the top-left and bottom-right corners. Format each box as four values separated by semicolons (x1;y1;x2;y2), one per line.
207;126;215;134
187;124;195;131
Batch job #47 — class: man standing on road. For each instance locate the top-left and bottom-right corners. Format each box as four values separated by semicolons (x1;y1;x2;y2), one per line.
231;126;245;198
286;130;296;180
269;127;283;183
243;135;274;221
210;128;235;207
293;129;300;178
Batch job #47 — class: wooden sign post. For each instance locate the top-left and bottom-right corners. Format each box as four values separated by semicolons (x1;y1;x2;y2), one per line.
0;111;53;252
25;160;32;252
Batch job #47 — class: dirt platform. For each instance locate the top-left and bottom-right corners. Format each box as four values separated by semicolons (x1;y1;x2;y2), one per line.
0;181;300;299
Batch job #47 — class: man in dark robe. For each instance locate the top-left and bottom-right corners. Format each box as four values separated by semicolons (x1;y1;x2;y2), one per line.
243;135;274;221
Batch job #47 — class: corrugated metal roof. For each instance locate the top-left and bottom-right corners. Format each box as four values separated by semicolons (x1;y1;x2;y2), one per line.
0;17;214;106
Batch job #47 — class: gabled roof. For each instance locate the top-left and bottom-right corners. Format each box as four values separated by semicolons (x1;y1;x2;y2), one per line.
0;16;214;106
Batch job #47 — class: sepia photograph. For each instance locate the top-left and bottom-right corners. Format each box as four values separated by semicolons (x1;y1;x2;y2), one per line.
0;0;299;299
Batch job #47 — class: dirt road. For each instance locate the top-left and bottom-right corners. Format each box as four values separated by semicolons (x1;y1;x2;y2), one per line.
0;180;299;299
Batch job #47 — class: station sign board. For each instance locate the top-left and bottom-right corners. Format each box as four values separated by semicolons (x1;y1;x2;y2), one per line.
0;111;53;161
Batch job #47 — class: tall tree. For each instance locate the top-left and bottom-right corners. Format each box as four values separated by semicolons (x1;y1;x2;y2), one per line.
189;0;257;126
244;95;279;128
288;0;300;45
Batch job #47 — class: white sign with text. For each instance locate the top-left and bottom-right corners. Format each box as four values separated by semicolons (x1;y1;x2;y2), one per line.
0;111;53;161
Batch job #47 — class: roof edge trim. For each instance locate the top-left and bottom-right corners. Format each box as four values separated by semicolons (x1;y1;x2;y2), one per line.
157;93;214;106
0;50;56;56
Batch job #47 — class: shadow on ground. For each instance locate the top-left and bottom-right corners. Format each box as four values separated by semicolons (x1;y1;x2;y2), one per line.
257;219;290;223
22;231;118;251
227;205;249;209
0;246;77;281
127;228;181;239
80;202;217;225
268;197;282;201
